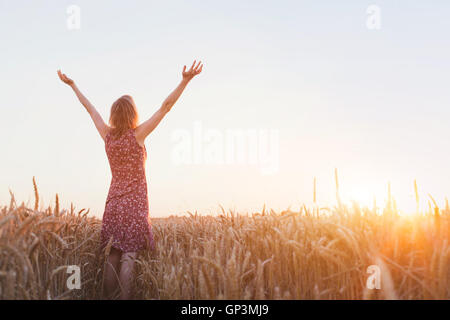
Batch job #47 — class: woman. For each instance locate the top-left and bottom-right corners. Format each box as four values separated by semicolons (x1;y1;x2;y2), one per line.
57;60;203;299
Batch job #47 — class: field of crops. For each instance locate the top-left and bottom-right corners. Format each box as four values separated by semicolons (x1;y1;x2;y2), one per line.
0;180;449;300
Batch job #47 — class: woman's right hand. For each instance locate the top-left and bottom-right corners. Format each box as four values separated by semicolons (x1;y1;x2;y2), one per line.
57;70;74;86
182;60;203;82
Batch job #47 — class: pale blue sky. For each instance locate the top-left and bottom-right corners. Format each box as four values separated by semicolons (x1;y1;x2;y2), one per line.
1;1;450;216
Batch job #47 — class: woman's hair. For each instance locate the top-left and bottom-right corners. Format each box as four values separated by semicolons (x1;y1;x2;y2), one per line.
109;95;139;138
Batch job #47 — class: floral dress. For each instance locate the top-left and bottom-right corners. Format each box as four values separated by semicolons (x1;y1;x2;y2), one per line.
100;128;155;252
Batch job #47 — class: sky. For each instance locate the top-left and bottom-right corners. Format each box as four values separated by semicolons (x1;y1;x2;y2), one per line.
1;0;450;217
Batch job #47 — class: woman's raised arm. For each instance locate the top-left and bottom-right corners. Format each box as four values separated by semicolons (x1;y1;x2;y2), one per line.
57;70;110;140
135;60;203;145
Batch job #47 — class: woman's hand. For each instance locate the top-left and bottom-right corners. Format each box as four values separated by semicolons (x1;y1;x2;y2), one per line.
135;60;203;142
57;69;110;140
182;60;203;82
57;70;74;86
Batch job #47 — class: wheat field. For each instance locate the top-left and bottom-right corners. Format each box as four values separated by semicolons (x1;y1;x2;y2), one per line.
0;178;449;300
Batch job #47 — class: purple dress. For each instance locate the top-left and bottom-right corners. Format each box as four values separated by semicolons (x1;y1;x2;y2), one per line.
100;128;154;252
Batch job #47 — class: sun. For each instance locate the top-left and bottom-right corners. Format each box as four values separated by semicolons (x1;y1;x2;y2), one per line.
342;188;377;209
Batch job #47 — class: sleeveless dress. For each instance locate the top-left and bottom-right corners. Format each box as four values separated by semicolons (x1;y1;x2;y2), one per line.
100;128;155;253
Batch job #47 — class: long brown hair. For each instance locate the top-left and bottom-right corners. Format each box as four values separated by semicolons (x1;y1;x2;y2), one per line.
109;95;139;138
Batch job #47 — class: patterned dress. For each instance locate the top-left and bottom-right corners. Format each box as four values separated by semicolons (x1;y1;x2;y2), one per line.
100;128;155;252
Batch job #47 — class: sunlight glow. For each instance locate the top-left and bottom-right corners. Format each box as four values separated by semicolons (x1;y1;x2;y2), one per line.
342;188;377;209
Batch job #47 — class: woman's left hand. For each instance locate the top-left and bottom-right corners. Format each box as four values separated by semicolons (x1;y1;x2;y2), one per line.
57;70;74;86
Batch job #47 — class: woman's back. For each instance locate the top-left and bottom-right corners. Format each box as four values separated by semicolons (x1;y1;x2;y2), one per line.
105;129;147;197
